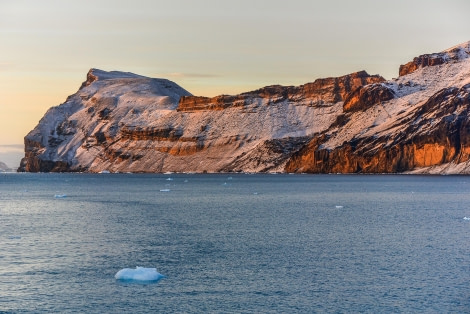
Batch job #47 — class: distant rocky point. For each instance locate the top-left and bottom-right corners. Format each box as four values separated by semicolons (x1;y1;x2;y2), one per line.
19;41;470;174
0;161;12;172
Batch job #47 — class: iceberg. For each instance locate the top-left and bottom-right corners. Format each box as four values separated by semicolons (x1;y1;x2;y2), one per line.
115;267;164;283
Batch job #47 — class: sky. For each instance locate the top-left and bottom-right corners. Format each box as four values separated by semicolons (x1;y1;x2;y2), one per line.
0;0;469;167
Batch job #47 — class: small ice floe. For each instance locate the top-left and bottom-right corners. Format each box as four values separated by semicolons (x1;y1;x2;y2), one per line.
227;176;233;180
253;192;258;195
160;189;170;192
335;205;344;209
166;178;173;181
115;267;164;283
54;194;67;198
99;170;110;174
463;217;470;221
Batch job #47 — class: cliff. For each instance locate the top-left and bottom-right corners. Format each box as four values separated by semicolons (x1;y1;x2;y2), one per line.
286;41;470;174
178;71;383;112
19;41;470;174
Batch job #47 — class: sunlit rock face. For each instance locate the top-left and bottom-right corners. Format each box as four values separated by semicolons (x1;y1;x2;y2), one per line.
286;41;470;174
19;41;470;174
343;83;395;113
178;71;384;112
399;41;470;76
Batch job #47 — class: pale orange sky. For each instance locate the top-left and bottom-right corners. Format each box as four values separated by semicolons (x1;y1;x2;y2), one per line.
1;0;469;167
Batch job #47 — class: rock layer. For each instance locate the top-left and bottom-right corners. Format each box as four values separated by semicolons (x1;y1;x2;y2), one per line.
399;41;470;76
343;83;395;113
178;71;384;112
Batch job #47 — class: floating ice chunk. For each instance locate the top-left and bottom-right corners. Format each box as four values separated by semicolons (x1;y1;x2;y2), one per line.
115;267;164;282
99;170;110;174
184;179;188;183
54;194;67;198
166;178;173;181
335;205;344;209
160;189;170;192
463;217;470;220
227;177;233;180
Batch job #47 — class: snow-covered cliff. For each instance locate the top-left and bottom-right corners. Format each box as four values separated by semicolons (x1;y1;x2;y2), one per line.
19;41;470;174
286;41;470;174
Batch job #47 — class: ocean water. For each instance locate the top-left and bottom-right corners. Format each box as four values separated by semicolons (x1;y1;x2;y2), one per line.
1;173;469;313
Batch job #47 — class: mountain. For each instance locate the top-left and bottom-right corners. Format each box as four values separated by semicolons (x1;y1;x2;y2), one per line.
0;161;11;172
19;41;470;174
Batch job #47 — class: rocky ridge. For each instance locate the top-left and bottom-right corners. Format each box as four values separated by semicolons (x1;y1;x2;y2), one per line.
19;41;470;174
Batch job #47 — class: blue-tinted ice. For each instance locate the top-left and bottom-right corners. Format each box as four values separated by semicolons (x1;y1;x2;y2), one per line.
115;267;164;283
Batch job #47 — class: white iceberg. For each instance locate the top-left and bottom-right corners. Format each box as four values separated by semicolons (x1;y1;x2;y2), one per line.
115;266;164;282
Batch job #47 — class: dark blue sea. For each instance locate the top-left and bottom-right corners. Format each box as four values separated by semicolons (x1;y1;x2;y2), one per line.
1;173;469;313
